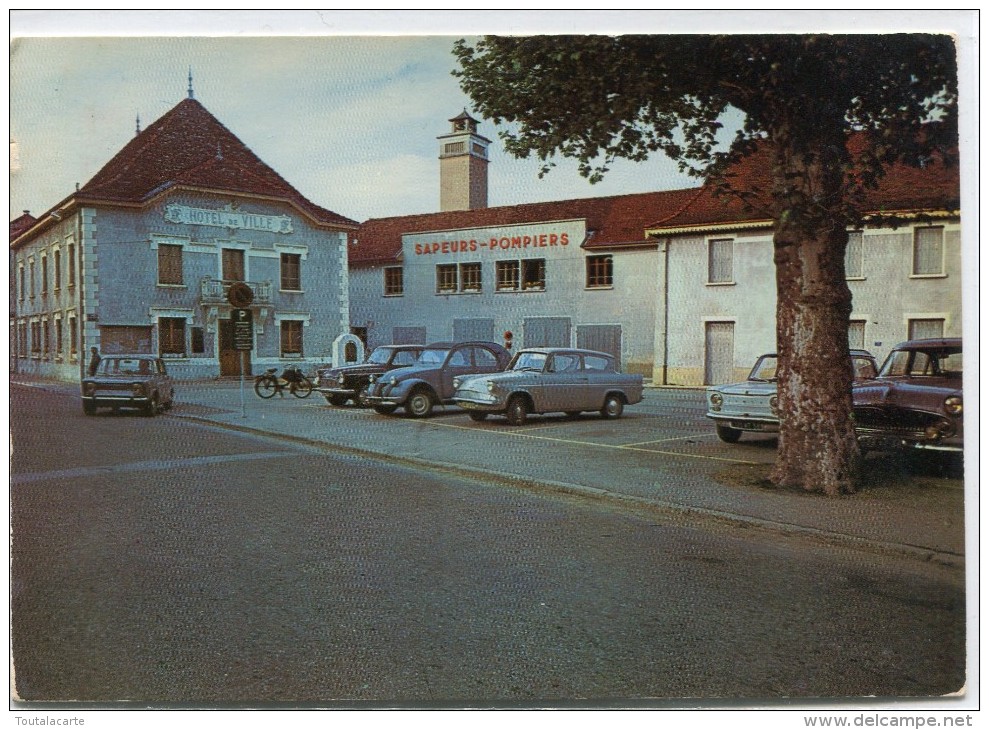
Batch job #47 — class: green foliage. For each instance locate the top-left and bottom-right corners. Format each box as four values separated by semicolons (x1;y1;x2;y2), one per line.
453;34;957;221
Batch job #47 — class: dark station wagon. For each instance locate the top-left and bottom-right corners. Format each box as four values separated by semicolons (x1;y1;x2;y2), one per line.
316;344;425;407
852;338;963;453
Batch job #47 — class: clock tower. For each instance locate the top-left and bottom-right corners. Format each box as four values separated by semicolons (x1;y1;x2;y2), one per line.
438;110;490;212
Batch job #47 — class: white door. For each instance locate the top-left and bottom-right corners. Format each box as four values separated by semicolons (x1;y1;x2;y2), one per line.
704;322;735;385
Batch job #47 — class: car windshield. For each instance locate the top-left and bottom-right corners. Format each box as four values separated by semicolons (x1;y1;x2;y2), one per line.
366;348;392;365
748;356;778;381
98;358;152;376
510;352;548;372
417;348;451;365
880;347;963;378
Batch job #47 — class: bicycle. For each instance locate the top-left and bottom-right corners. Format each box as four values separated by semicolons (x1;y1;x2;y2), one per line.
254;365;314;399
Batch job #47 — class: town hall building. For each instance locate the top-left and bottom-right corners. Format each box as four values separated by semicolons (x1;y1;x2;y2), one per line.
10;87;357;381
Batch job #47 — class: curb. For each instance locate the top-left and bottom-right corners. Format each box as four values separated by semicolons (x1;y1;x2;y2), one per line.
171;411;964;570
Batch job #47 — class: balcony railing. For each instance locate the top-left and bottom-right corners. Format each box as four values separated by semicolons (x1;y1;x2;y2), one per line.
200;278;273;305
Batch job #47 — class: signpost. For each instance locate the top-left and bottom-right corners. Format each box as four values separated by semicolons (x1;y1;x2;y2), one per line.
227;283;255;418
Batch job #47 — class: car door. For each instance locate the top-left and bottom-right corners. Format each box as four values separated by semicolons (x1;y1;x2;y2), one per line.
439;345;475;399
544;352;585;412
582;354;617;408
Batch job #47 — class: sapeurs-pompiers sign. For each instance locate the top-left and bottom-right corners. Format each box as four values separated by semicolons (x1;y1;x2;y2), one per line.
164;203;294;234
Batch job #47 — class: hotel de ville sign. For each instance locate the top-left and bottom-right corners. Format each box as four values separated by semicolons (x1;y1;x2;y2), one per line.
164;203;294;234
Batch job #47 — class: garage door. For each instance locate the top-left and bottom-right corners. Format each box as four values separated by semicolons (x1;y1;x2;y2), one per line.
704;322;735;385
576;324;622;368
392;326;427;345
453;318;495;343
523;317;571;348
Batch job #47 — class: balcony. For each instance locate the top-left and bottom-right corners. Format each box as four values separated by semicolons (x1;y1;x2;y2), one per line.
200;278;273;305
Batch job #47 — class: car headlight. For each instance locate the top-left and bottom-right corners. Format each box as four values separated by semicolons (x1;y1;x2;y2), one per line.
368;374;377;384
709;392;723;411
453;376;463;390
338;373;346;385
83;382;96;396
769;395;779;414
388;375;398;386
132;382;145;396
944;396;963;416
486;381;496;392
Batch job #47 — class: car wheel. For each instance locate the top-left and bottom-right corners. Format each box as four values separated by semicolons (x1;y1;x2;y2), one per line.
715;424;742;443
326;394;349;407
406;389;434;418
82;401;96;416
468;411;488;422
144;393;159;417
372;404;398;415
600;394;624;419
505;395;529;426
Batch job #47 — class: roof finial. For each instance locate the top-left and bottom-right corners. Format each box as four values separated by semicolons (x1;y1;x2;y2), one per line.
188;67;194;99
135;113;141;136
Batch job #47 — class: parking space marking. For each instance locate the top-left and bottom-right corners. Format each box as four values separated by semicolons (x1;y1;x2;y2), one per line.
428;421;761;465
621;434;719;447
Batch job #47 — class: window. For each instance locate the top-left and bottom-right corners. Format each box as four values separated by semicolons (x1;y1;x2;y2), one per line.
18;322;27;356
280;320;303;357
18;265;24;301
444;141;465;155
158;244;184;285
30;321;41;355
586;255;613;288
222;248;245;282
280;253;301;291
845;231;864;279
708;238;733;284
68;315;77;356
191;327;205;355
460;263;482;292
29;260;36;298
522;259;546;290
848;320;866;350
912;226;944;276
53;250;61;291
42;320;50;358
68;244;76;287
908;318;945;341
473;347;498;368
384;267;404;296
436;264;458;293
159;317;186;356
496;260;520;291
55;318;63;358
41;255;48;295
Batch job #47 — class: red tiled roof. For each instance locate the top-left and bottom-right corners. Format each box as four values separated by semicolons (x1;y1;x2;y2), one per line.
76;98;356;229
647;142;960;232
350;187;701;265
9;212;37;242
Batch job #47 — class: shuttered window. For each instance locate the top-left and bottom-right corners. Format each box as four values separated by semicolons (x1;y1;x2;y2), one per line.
708;238;733;284
158;244;183;285
912;227;944;276
845;231;864;278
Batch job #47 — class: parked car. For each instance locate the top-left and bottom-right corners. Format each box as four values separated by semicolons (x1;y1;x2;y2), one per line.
453;347;643;426
364;341;511;417
81;354;175;416
852;338;963;453
316;344;425;407
705;349;878;443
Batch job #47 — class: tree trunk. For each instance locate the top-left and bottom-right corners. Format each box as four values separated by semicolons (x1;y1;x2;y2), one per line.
768;131;860;496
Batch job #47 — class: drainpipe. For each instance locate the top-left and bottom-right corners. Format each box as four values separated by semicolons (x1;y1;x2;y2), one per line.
662;237;670;385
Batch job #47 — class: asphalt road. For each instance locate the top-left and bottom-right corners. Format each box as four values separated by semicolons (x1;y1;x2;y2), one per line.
9;384;966;706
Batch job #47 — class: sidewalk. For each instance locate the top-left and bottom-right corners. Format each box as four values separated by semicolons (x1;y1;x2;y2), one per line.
11;373;968;567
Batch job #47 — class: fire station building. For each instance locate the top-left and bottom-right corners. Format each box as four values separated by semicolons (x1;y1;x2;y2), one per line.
348;112;962;384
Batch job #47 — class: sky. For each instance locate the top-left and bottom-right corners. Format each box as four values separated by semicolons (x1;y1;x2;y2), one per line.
9;10;978;225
